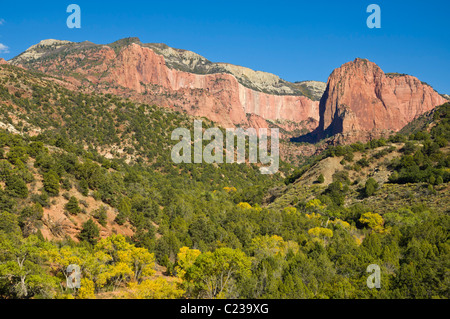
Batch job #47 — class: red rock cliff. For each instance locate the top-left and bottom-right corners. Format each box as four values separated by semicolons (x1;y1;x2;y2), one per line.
318;58;446;137
34;43;319;129
109;44;320;127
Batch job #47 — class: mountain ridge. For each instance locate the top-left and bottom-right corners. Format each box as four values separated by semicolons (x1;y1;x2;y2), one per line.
294;58;447;144
9;38;322;131
11;37;326;99
8;38;447;144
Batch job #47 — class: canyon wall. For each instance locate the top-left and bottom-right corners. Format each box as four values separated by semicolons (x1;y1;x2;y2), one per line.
318;58;446;138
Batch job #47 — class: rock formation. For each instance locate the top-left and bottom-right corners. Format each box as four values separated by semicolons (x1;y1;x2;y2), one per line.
11;39;321;130
314;58;447;142
9;40;446;144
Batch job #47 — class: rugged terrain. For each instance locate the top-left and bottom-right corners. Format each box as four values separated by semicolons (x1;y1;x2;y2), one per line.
303;58;447;144
0;39;448;300
10;38;322;131
9;39;447;146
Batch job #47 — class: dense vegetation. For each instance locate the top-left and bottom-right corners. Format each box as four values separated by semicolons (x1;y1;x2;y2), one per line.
0;65;448;299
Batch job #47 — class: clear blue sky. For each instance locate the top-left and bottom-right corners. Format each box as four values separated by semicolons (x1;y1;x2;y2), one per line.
1;0;449;93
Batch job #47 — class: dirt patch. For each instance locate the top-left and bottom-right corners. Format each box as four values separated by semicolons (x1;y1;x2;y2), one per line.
296;156;344;186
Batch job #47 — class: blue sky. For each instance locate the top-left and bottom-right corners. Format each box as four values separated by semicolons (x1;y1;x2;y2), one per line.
0;0;449;93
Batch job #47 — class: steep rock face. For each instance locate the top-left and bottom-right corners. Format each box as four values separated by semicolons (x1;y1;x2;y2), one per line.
26;42;320;129
319;58;447;137
0;58;8;65
144;42;323;97
104;44;320;127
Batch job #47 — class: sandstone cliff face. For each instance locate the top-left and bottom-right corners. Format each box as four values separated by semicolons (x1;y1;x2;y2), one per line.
0;58;8;65
21;42;320;129
318;58;447;138
105;43;321;127
144;42;325;98
11;39;446;143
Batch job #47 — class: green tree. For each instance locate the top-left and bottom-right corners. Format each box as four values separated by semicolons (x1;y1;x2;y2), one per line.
5;174;28;198
65;196;81;215
79;179;89;196
78;219;100;245
0;235;57;299
364;178;379;197
317;174;325;184
93;207;108;227
43;170;60;196
0;211;21;234
185;248;251;299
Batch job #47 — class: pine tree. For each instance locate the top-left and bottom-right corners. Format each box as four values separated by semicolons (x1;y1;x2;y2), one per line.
317;174;325;184
78;219;100;245
43;170;60;196
65;196;81;215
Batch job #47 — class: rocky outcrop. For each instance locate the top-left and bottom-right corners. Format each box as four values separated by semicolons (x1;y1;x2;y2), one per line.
0;58;8;65
143;41;318;97
109;44;320;127
292;81;327;101
11;39;446;142
12;39;74;64
317;58;446;139
14;40;320;129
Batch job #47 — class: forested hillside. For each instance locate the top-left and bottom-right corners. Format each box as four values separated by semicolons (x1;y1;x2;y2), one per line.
0;63;448;299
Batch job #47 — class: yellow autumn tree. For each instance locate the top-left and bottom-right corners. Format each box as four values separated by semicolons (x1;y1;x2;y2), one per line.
306;212;322;220
41;244;84;290
308;227;334;240
175;247;201;280
359;212;385;233
237;202;262;212
305;199;326;211
331;218;351;230
96;261;133;290
94;235;155;289
118;247;155;283
185;248;251;299
122;277;185;299
237;202;252;210
283;207;298;215
250;235;299;261
223;187;237;193
77;278;96;299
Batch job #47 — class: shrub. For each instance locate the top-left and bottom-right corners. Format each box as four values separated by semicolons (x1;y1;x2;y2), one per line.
364;178;379;197
6;174;28;198
94;207;108;227
317;174;325;184
356;158;370;168
65;196;81;215
402;141;417;155
78;219;100;245
79;179;89;196
332;171;350;184
43;170;60;196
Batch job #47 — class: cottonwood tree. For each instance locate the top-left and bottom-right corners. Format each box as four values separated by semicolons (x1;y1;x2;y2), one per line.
185;247;251;299
0;235;55;298
121;277;185;299
95;235;155;288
